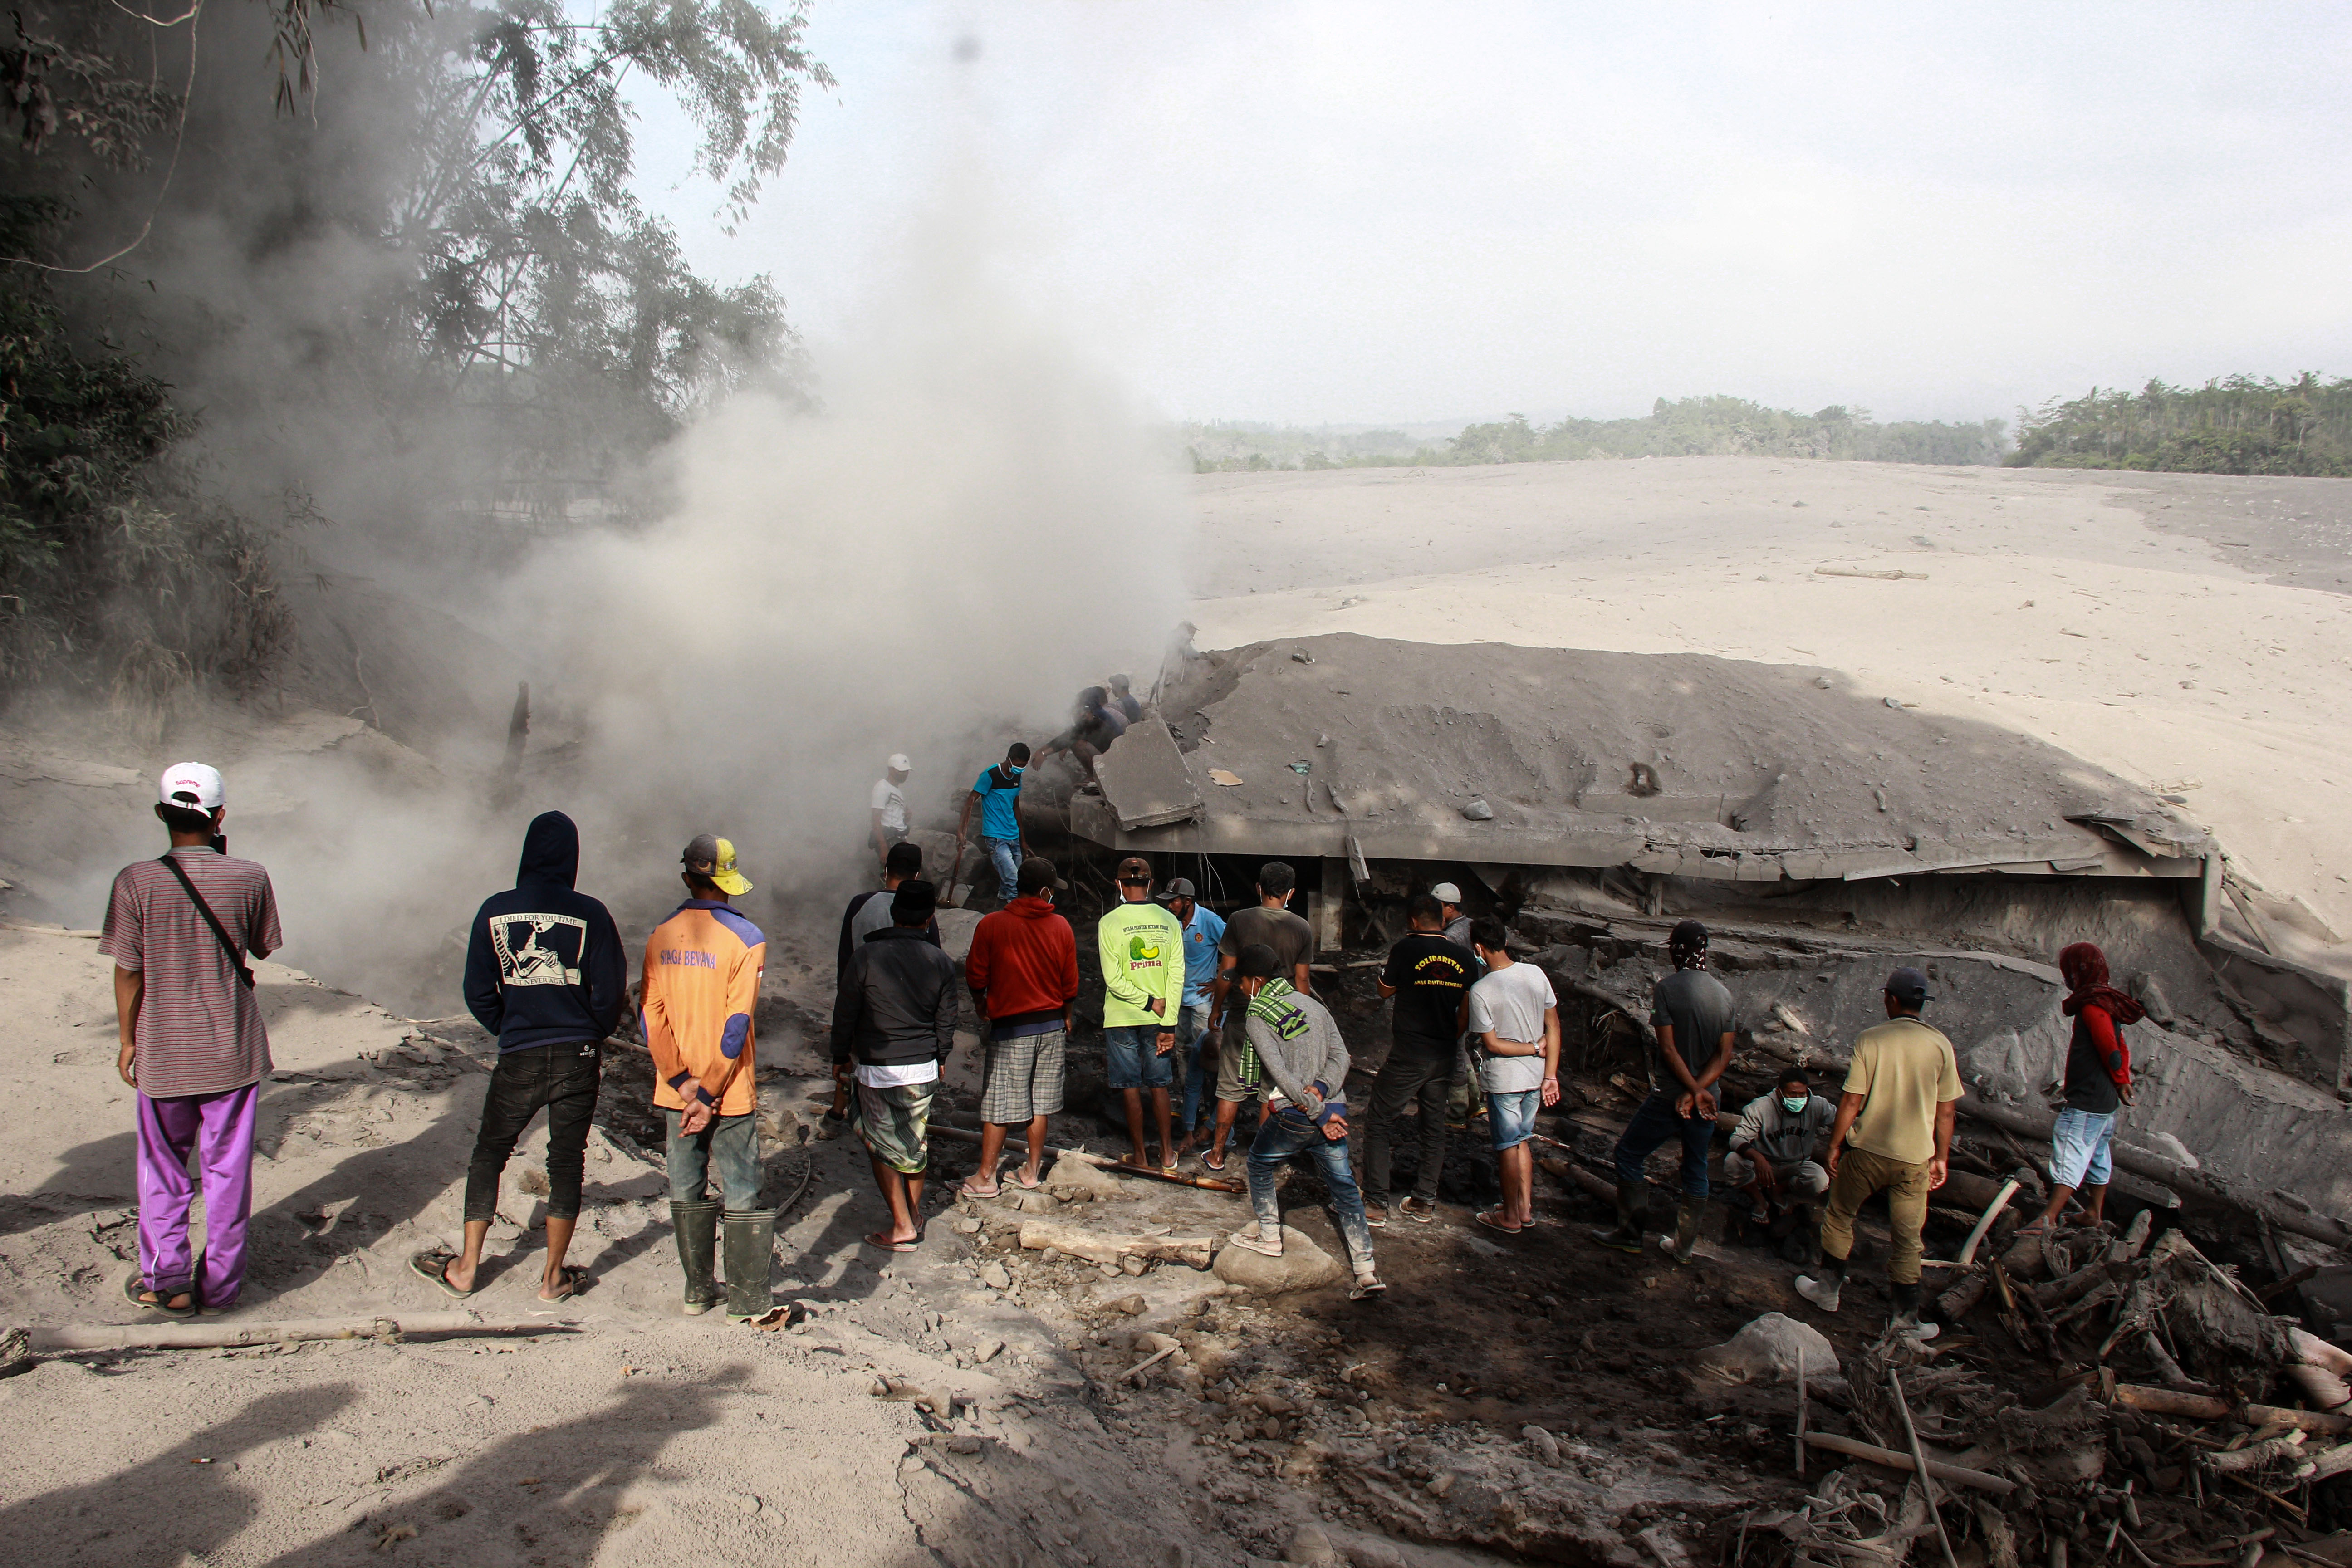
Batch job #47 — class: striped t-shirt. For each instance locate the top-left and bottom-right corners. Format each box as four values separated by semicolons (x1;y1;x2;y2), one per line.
98;848;283;1098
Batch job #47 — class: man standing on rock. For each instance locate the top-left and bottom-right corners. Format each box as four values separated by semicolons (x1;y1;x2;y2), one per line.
1724;1069;1834;1233
1202;862;1314;1173
417;811;624;1303
954;741;1030;908
960;858;1079;1197
1099;858;1187;1173
1465;918;1560;1236
1794;967;1959;1340
103;763;283;1316
1361;893;1474;1224
1160;877;1226;1155
833;879;960;1251
642;835;770;1319
1226;944;1385;1298
870;753;914;873
1592;920;1735;1264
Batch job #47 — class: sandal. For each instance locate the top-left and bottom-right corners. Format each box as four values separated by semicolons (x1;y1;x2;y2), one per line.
1009;1168;1044;1191
538;1265;588;1303
1351;1274;1388;1300
1200;1150;1228;1173
1228;1229;1284;1258
956;1176;1003;1199
1474;1210;1524;1236
123;1271;196;1318
410;1250;476;1299
863;1230;922;1253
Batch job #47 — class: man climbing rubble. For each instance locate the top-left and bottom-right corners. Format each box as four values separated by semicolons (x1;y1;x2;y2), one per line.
1099;857;1187;1173
103;763;283;1317
1360;893;1474;1225
418;811;625;1304
1794;966;1960;1340
1034;687;1128;794
1592;920;1734;1263
833;879;960;1252
1202;862;1315;1173
954;741;1030;907
2021;941;2142;1235
643;836;771;1320
960;857;1079;1197
1226;943;1386;1298
1723;1068;1834;1240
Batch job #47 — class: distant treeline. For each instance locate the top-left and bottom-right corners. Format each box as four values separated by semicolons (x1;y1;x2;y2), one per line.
1184;396;2008;473
2007;374;2352;476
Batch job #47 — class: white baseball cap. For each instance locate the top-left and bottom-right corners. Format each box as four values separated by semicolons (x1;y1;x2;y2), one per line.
1430;882;1464;904
887;753;913;773
159;762;225;811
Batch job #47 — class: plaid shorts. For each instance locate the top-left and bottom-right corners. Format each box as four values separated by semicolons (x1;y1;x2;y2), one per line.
980;1025;1067;1126
854;1079;936;1175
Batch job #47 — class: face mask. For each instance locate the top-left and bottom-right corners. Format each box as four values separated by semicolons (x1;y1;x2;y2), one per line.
1781;1096;1809;1114
1007;765;1023;778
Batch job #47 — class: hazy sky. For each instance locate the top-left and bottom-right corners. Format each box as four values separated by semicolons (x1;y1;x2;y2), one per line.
631;1;2352;428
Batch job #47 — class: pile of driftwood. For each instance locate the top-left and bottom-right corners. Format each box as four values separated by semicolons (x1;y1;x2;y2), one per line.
1732;1226;2352;1567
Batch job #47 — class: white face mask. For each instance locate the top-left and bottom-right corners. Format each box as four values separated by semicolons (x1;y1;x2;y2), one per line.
1781;1095;1809;1115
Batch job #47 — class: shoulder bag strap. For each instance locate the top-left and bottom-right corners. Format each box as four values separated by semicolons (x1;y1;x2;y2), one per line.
157;853;257;990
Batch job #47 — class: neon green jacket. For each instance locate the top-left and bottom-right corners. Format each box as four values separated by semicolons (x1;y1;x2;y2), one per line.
1097;900;1186;1029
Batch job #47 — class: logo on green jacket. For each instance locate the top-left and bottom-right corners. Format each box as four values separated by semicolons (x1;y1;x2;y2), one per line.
1128;935;1163;963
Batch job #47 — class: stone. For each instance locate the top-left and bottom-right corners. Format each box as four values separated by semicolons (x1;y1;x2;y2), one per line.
1107;1293;1147;1317
951;1216;982;1235
1212;1227;1343;1293
1522;1425;1561;1466
978;1261;1012;1291
1284;1522;1343;1567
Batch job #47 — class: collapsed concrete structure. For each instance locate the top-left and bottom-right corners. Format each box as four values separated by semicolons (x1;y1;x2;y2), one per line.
1061;633;2352;1245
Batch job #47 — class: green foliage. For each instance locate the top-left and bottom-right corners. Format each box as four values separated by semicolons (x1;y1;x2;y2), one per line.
0;199;289;690
2007;375;2352;475
1184;399;2006;473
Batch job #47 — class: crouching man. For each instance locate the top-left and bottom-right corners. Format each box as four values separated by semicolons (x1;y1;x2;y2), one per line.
1225;943;1386;1299
643;836;770;1320
1724;1069;1834;1242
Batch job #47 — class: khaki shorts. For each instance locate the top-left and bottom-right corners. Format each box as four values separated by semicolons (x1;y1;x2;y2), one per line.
1214;1012;1261;1103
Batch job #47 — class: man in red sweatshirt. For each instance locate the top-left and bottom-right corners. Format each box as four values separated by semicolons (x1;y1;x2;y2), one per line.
957;857;1079;1196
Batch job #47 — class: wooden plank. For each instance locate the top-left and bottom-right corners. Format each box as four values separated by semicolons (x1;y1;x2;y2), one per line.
1315;858;1347;954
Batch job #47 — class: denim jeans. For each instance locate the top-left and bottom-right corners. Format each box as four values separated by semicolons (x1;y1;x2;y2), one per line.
466;1041;602;1222
981;836;1020;901
1612;1090;1715;1198
1176;1002;1214;1131
1105;1024;1175;1089
1247;1112;1375;1274
2050;1107;2117;1191
665;1107;762;1209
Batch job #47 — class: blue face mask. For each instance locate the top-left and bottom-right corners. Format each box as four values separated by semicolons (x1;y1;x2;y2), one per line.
1781;1095;1809;1114
1007;764;1023;777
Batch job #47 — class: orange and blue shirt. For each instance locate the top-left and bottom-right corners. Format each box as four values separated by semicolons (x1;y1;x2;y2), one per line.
641;900;765;1117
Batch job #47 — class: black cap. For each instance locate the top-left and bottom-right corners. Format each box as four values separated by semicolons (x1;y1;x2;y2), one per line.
1158;877;1196;902
1235;942;1282;980
1885;966;1933;1006
892;879;939;925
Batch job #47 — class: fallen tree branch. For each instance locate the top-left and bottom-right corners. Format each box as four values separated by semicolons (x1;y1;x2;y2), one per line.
1016;1220;1215;1269
2204;1431;2306;1474
27;1311;570;1352
2110;1384;2352;1436
1799;1432;2017;1494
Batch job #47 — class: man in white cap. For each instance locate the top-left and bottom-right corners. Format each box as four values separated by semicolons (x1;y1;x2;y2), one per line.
870;754;913;874
1430;882;1473;954
99;764;283;1316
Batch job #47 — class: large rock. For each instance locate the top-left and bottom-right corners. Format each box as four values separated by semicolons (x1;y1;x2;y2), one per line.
1212;1226;1343;1293
1690;1312;1836;1386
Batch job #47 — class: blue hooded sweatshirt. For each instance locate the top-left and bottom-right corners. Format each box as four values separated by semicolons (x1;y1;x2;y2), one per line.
462;811;627;1052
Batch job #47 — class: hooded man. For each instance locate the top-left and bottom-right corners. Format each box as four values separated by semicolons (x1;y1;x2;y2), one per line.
1794;967;1960;1340
1592;920;1735;1264
1226;944;1385;1298
833;879;961;1250
642;835;770;1319
960;857;1081;1196
102;763;283;1316
418;811;626;1302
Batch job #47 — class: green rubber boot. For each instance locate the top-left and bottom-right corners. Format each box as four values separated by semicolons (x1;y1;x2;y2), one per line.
670;1199;721;1316
722;1210;777;1323
1591;1181;1645;1254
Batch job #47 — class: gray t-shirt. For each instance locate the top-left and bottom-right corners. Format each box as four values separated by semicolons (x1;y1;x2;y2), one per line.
1467;960;1555;1094
1648;968;1737;1094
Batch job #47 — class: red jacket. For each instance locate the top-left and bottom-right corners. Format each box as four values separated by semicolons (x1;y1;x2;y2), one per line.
966;897;1079;1024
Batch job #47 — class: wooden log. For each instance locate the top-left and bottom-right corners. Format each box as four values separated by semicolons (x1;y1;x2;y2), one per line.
1015;1220;1215;1269
1936;1268;1989;1322
1540;1155;1621;1205
28;1311;566;1352
1799;1432;2017;1494
2203;1431;2306;1473
1890;1368;1963;1568
2109;1384;2352;1436
2295;1441;2352;1483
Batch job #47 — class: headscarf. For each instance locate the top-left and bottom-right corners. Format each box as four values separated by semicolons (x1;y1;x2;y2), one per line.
1668;919;1710;970
2058;942;2146;1025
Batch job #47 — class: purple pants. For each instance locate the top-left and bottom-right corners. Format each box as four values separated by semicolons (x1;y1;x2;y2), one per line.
136;1083;259;1307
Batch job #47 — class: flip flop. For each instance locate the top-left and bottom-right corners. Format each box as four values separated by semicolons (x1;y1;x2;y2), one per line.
1351;1275;1388;1300
956;1177;1003;1199
1200;1151;1228;1173
538;1265;588;1303
1473;1210;1524;1236
863;1231;922;1253
410;1250;475;1298
123;1272;196;1318
1009;1169;1044;1191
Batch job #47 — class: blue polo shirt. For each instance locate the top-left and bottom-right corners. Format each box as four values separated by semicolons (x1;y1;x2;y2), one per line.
971;765;1023;841
1180;905;1226;1007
